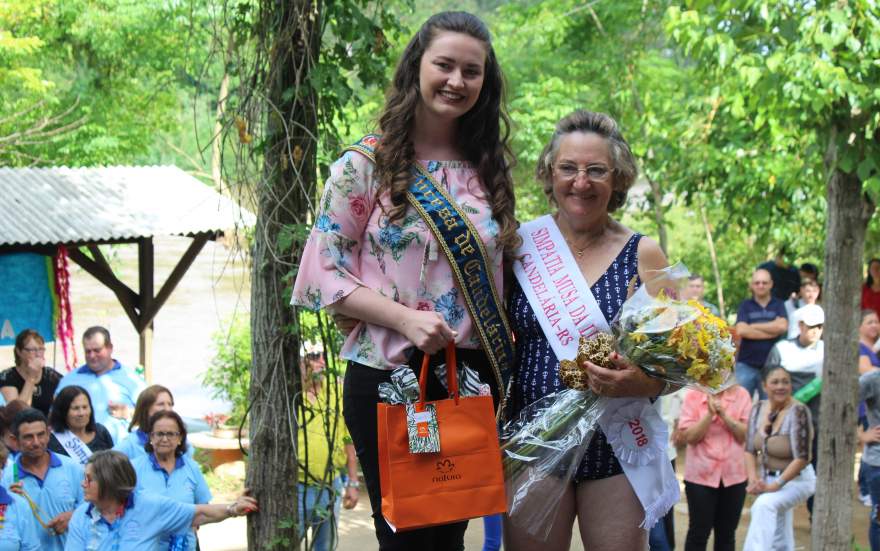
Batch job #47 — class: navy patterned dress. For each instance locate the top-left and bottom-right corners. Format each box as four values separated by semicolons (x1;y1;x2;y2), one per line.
510;233;643;480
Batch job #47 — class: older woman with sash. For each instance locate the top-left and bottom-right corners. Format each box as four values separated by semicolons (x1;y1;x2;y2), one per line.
292;11;517;550
48;386;113;465
506;110;677;550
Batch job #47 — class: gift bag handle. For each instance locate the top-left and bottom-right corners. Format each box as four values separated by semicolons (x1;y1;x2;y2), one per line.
418;343;459;406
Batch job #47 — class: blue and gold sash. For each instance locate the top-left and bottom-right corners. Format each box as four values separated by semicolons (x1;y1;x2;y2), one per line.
345;135;514;406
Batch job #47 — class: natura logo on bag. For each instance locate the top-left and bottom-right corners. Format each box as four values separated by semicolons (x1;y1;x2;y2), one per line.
432;459;462;483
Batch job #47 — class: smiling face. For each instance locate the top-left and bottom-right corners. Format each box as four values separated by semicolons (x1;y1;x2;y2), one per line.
67;393;92;432
149;417;182;458
416;31;486;124
147;392;174;419
15;420;49;459
861;312;880;342
551;131;614;223
763;368;792;405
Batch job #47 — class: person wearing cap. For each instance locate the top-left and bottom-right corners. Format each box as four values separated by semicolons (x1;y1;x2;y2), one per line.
763;303;824;516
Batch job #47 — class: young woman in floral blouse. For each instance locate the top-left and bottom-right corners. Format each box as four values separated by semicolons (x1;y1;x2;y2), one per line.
292;11;517;550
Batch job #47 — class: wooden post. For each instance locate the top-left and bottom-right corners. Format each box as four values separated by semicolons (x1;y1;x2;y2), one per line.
138;237;154;382
139;325;153;383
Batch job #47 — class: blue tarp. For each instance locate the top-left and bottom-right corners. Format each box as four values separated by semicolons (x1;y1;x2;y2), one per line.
0;253;55;345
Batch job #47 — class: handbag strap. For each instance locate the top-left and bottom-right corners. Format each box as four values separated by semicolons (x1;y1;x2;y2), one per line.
418;344;459;406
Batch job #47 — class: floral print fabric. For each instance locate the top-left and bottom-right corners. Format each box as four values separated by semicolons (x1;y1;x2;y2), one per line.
292;151;503;370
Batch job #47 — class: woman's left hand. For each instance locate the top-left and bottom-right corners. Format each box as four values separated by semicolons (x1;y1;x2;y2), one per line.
582;352;664;398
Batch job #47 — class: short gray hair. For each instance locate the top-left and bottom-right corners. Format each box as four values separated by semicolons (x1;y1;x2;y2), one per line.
536;109;638;212
87;450;137;503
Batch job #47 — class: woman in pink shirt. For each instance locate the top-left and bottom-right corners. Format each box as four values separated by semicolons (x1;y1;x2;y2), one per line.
678;385;752;551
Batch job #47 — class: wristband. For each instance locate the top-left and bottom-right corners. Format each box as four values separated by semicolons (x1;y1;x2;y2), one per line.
345;480;360;489
776;478;787;489
226;503;238;517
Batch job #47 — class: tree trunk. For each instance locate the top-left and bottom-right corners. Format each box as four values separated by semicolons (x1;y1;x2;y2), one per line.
698;200;725;318
211;34;234;190
647;176;669;255
246;1;320;548
812;129;875;550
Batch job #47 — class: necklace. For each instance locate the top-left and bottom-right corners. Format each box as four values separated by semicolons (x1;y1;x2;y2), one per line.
563;227;607;259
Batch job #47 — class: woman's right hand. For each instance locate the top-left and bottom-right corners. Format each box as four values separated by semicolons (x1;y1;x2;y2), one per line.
398;310;456;355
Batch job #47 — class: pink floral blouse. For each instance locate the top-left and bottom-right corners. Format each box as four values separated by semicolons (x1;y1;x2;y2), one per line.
291;150;504;370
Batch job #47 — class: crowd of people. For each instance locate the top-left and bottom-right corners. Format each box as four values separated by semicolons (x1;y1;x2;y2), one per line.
0;327;257;550
2;9;875;551
287;9;874;551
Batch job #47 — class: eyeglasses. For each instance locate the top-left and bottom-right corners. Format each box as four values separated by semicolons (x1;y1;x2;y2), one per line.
752;281;771;286
151;431;181;440
23;347;46;354
553;163;612;182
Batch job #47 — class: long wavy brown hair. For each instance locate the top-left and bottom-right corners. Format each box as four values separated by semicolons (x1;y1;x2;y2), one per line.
374;11;519;261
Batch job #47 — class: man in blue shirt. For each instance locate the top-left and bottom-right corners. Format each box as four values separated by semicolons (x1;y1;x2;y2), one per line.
55;327;146;442
735;268;789;399
0;408;84;551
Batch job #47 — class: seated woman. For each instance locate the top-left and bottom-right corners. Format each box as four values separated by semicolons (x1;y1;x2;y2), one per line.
0;329;62;416
65;450;256;550
743;366;816;550
0;441;40;551
114;384;192;460
48;386;114;464
131;410;211;550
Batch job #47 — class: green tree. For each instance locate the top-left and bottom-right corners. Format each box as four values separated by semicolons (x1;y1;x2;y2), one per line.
667;3;880;547
0;0;215;166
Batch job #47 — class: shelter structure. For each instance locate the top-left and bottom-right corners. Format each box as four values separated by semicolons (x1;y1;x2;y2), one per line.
0;165;256;380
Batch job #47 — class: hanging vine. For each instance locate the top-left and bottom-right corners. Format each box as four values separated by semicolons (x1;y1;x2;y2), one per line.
195;0;409;548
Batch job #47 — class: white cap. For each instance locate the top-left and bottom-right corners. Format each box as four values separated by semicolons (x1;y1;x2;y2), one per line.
797;304;824;326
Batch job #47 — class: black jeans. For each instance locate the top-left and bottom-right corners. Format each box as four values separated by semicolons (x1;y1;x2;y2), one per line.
342;348;499;551
684;480;747;551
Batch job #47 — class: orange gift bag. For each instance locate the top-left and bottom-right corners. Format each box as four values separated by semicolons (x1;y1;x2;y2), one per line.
376;345;507;532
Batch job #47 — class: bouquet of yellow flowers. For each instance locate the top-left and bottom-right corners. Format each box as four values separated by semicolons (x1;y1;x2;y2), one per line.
501;263;735;540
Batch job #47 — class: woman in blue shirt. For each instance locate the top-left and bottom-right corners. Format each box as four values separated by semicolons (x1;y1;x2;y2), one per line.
114;384;192;461
65;450;256;551
0;442;39;551
131;410;211;550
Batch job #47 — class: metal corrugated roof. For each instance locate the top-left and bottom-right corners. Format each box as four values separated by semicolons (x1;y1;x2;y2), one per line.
0;166;256;246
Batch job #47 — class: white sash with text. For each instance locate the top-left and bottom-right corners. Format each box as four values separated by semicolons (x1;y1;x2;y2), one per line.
53;430;92;465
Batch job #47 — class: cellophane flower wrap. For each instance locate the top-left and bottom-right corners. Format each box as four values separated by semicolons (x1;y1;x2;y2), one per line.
500;263;735;540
